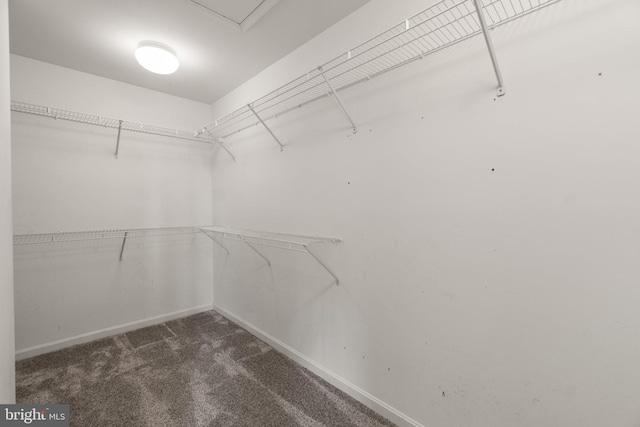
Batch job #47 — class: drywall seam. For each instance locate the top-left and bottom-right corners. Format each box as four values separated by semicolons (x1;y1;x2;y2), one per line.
212;303;426;427
15;304;213;360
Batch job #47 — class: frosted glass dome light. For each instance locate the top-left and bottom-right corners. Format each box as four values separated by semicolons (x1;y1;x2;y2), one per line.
135;41;179;75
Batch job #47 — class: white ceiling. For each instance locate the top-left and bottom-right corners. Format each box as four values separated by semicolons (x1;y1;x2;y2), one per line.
8;0;370;104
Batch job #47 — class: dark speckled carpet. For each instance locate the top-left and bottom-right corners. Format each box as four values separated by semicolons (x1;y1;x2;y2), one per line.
16;310;396;427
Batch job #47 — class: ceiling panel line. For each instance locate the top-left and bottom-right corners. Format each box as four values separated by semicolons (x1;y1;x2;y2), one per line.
173;0;281;32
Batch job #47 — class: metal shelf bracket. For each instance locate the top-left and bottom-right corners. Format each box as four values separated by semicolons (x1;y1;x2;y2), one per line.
215;137;236;162
318;66;357;134
118;231;128;261
243;240;271;266
203;128;236;162
115;120;123;158
304;244;340;286
473;0;506;97
247;103;284;151
200;230;230;255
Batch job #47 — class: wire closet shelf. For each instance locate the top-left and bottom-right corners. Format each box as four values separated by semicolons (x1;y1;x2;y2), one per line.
13;227;201;246
199;226;342;285
13;226;343;284
10;102;217;146
199;226;341;252
197;0;561;141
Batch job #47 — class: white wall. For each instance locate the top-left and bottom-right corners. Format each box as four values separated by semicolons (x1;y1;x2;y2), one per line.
0;0;16;404
209;0;640;426
11;56;215;357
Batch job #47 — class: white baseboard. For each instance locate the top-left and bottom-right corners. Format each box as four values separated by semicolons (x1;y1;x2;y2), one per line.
211;303;425;427
15;304;214;361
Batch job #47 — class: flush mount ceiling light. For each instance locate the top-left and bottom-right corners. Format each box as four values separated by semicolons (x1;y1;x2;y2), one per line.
135;41;179;75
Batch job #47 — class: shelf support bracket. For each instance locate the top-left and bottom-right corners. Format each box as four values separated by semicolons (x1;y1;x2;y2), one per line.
304;244;340;286
115;120;123;158
119;231;128;261
247;104;284;151
203;128;236;162
243;240;271;266
200;230;229;255
473;0;505;97
319;66;357;133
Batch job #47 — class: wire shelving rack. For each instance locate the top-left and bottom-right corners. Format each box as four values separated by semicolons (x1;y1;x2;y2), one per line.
196;0;562;147
198;226;342;284
13;227;201;246
11;1;563;162
13;227;202;261
10;101;236;161
14;226;342;284
199;226;340;248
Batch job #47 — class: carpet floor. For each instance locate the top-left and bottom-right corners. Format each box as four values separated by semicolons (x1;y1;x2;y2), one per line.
16;310;397;427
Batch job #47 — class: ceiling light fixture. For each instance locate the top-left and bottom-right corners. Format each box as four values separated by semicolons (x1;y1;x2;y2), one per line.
135;41;179;75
